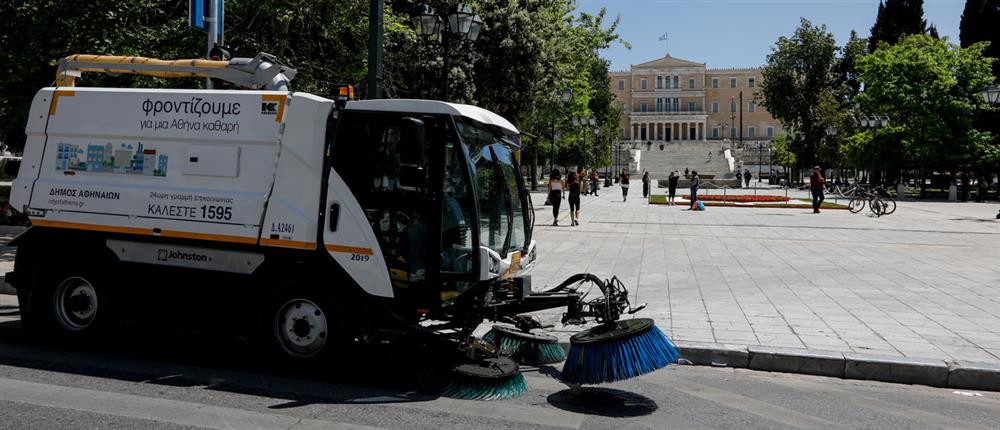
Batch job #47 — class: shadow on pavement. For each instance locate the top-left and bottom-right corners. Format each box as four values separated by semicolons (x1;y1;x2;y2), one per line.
0;320;442;406
547;387;658;417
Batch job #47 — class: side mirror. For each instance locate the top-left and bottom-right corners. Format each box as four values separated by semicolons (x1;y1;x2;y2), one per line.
401;117;426;154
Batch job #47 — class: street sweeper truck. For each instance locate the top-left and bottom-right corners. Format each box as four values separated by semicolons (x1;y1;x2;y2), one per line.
6;52;678;400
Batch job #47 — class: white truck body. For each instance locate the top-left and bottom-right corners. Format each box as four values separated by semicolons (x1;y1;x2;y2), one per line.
12;87;396;297
12;87;530;301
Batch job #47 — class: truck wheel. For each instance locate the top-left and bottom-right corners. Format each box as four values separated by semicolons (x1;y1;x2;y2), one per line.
266;289;343;361
29;263;112;342
52;276;101;332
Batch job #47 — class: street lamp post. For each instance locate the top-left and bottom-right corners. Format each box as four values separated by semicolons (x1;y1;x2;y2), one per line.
859;115;889;186
411;3;484;102
571;114;597;172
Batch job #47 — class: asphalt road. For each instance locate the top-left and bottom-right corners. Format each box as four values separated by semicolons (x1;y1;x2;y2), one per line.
0;319;998;429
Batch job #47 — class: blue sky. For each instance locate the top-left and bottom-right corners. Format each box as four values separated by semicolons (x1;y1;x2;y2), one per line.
575;0;967;71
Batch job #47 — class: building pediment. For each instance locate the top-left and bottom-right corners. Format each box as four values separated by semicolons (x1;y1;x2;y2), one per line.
633;55;705;69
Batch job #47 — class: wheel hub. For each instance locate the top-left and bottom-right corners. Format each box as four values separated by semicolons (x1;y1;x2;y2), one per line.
53;277;98;331
275;299;328;358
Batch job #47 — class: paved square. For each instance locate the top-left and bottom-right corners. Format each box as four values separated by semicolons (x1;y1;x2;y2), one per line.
528;185;1000;364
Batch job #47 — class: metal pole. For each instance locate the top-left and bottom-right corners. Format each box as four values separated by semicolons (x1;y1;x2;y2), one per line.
550;118;555;176
205;0;220;89
367;0;383;99
442;31;450;102
758;141;763;186
739;90;744;162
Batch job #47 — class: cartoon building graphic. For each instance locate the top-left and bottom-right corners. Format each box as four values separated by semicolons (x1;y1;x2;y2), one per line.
158;155;168;176
59;141;166;176
130;142;145;173
56;143;79;171
142;149;156;175
86;144;105;171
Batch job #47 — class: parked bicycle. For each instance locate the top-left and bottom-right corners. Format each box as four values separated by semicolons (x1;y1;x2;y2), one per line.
847;185;896;217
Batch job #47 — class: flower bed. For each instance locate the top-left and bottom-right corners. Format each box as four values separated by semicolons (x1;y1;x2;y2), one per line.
680;194;789;203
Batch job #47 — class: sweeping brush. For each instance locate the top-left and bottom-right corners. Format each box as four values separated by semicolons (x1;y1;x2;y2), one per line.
440;356;527;401
560;318;679;385
483;325;567;366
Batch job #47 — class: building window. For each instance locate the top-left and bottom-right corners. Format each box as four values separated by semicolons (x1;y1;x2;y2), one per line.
673;98;680;111
767;126;774;137
640;102;647;112
712;127;719;138
712;78;719;88
748;101;756;112
688;101;696;112
656;76;662;89
748;77;756;88
672;75;679;89
730;100;737;112
712;101;719;113
748;127;756;138
641;79;647;90
689;78;695;89
656;98;663;112
618;79;625;90
730;78;737;88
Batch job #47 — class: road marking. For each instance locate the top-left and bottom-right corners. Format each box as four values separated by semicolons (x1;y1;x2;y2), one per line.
761;373;996;430
0;377;386;430
643;373;848;429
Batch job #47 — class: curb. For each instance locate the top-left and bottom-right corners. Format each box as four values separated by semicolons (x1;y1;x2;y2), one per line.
670;341;998;392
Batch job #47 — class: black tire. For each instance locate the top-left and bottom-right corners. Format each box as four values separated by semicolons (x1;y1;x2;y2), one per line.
882;198;897;215
848;197;866;213
259;285;348;365
870;198;885;217
25;259;113;343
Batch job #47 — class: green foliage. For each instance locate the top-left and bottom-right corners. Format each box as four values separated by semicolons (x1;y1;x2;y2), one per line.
760;18;857;169
868;0;929;53
960;0;1000;79
770;132;797;168
855;34;997;171
0;0;625;170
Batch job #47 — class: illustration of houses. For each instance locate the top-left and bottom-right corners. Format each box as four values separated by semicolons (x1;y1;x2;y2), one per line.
86;144;105;171
57;141;166;177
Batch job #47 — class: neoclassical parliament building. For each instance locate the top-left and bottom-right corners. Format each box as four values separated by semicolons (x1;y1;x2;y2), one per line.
610;55;780;142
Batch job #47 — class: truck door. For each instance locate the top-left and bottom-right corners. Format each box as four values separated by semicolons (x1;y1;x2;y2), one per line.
326;112;443;302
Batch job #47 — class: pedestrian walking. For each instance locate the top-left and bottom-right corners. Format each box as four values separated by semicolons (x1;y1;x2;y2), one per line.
736;170;743;186
579;168;589;196
810;166;825;213
668;170;680;205
689;170;701;210
590;170;600;196
744;169;752;187
619;168;630;202
567;171;582;226
642;170;651;199
547;169;565;225
684;167;690;176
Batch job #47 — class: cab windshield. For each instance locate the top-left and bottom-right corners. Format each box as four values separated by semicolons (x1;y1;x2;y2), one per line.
455;119;529;256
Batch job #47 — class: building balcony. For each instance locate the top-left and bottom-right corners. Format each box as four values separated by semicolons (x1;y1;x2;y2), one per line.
631;88;705;97
628;110;708;122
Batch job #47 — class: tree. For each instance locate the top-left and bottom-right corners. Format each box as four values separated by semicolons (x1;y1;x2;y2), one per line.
854;34;997;176
760;19;853;170
868;0;929;52
960;0;1000;79
0;0;626;162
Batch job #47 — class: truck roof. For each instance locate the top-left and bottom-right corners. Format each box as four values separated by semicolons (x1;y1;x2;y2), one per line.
345;99;518;135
